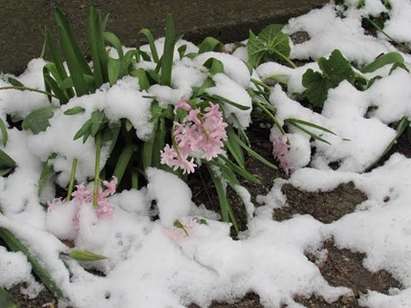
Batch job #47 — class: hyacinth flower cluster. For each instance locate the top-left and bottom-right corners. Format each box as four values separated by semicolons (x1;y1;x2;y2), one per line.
272;135;290;175
160;100;228;174
48;177;117;227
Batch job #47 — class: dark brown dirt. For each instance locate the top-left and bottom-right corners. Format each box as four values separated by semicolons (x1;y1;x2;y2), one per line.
273;182;367;223
308;240;401;296
189;293;263;308
8;283;56;308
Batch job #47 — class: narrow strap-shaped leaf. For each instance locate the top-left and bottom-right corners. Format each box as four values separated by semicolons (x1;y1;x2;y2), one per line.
286;120;331;145
139;28;159;63
0;227;64;298
225;129;244;167
362;51;406;73
0;118;8;146
0;287;18;308
38;153;56;197
160;15;176;86
54;6;92;96
286;118;336;135
107;57;121;86
231;132;277;170
68;249;106;261
130;69;150;90
218;155;260;184
88;6;106;87
208;94;251;111
207;165;239;233
113;144;135;186
104;31;124;59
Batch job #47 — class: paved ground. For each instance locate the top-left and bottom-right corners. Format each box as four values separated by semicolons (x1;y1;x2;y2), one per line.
0;0;326;73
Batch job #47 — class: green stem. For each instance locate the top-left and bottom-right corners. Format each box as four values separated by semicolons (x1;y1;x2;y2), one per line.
273;50;297;69
93;133;102;208
0;86;58;99
66;158;78;201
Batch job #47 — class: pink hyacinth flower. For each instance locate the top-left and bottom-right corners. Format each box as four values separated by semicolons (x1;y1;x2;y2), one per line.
272;135;290;175
175;99;192;111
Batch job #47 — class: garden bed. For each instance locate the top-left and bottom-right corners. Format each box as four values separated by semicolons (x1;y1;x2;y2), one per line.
1;0;411;307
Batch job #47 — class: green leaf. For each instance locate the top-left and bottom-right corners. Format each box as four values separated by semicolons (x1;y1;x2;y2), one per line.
208;94;251;111
0;118;8;146
73;118;92;142
140;28;159;63
68;249;107;261
88;6;107;87
225;129;244;167
152;118;166;168
0;149;16;170
231;132;277;170
103;31;124;59
108;57;121;85
7;77;23;88
203;57;224;75
198;37;223;53
362;52;407;73
64;106;85;115
160;15;176;86
208;165;239;233
54;6;92;96
43;66;69;103
113;144;135;186
302;50;357;107
130;69;150;90
0;227;64;298
286;118;336;135
318;50;355;86
0;287;18;308
177;44;187;59
90;110;106;137
22;106;55;134
247;24;293;68
38;153;56;196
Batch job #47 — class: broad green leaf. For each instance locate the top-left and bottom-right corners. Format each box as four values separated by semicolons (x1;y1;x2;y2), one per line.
160;15;176;86
69;249;107;261
198;37;223;53
22;106;55;134
302;69;331;107
247;24;293;68
318;50;355;86
362;52;407;73
203;58;224;75
64;106;85;115
0;118;8;146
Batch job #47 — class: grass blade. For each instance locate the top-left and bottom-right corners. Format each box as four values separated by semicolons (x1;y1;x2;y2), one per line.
88;6;106;87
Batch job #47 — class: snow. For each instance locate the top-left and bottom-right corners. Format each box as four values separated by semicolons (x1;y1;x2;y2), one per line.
286;4;396;65
206;73;252;128
0;58;50;120
146;167;192;227
0;246;32;288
